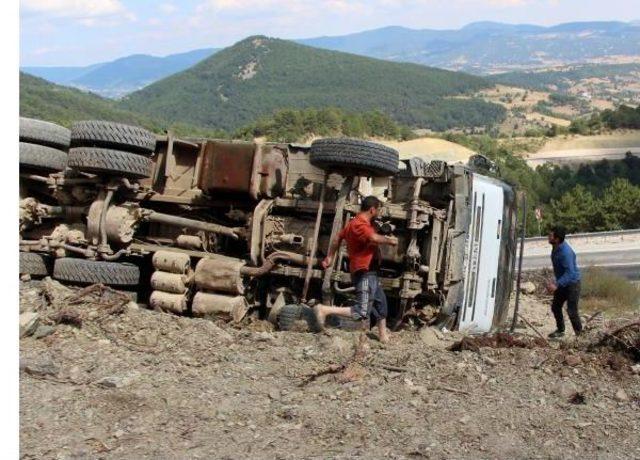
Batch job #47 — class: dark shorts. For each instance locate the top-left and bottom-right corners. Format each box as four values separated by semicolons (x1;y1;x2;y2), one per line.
351;271;388;321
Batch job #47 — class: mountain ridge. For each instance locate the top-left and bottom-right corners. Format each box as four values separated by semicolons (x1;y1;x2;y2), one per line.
22;48;218;98
21;21;640;98
298;21;640;74
118;36;505;131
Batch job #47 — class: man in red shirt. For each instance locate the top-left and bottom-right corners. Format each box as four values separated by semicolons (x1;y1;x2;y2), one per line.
316;196;398;343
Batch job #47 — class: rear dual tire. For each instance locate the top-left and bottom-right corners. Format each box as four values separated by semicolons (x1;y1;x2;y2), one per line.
70;120;156;154
67;120;156;178
19;142;67;173
67;147;152;179
20;117;71;151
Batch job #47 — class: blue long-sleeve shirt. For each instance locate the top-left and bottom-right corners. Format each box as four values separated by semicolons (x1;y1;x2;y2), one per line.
551;241;581;287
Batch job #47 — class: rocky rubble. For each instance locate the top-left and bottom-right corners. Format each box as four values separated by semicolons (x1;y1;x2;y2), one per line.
19;280;640;459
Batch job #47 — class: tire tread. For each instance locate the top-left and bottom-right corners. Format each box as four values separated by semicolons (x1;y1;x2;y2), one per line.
70;120;156;153
19;117;71;150
53;258;140;286
310;138;399;177
19;252;50;277
68;147;152;178
19;142;67;172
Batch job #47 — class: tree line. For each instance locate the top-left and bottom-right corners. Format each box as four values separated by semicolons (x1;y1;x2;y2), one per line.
235;108;415;142
569;104;640;135
443;133;640;236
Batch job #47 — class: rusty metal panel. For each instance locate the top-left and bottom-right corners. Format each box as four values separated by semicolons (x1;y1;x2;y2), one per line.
255;144;288;199
198;141;257;195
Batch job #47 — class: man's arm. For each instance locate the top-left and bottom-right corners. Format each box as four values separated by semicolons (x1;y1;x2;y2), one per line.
321;234;343;269
555;248;575;288
352;219;398;247
369;233;398;246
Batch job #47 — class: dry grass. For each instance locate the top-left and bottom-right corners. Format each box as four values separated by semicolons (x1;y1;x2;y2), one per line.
475;85;550;110
526;112;572;127
580;267;640;314
376;137;474;162
539;131;640;152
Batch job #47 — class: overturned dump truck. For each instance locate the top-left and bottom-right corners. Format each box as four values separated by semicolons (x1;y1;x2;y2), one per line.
19;117;518;333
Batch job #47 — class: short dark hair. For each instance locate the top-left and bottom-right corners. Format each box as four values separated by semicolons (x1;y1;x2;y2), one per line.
361;195;381;212
550;225;566;242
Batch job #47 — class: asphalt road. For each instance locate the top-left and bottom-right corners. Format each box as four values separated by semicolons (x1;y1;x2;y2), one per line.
522;247;640;280
526;147;640;167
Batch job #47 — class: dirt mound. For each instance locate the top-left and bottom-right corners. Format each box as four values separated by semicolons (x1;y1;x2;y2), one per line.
587;319;640;362
449;332;548;352
19;280;640;458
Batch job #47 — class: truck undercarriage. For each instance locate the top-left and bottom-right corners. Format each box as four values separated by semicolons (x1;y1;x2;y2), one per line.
19;118;517;333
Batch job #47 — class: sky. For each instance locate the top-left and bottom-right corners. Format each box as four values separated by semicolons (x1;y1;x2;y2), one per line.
20;0;640;66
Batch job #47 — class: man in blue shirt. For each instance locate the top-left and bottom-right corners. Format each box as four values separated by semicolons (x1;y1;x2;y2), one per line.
547;225;582;338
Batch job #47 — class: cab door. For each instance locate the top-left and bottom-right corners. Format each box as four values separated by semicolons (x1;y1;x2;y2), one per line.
458;175;504;333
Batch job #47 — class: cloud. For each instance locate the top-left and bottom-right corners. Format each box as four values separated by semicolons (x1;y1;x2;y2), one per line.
21;0;126;18
21;0;137;29
159;2;178;14
487;0;528;5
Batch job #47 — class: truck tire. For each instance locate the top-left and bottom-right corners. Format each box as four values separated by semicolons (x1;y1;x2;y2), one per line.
310;138;399;177
53;258;140;286
277;304;321;332
68;147;152;179
19;142;67;172
19;252;51;277
19;117;71;150
70;120;156;154
277;304;303;330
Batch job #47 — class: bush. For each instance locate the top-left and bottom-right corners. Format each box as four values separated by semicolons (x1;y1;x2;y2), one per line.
524;128;545;138
235;107;416;142
580;267;640;312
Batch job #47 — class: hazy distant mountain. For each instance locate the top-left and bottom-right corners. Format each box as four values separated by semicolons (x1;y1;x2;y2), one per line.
19;72;157;129
119;36;505;131
22;48;218;98
298;21;640;74
22;21;640;100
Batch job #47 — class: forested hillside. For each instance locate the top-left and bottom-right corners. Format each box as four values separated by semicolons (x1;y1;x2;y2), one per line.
22;48;218;98
19;73;159;129
120;36;505;131
20;74;415;142
445;133;640;235
236;108;415;142
492;64;640;91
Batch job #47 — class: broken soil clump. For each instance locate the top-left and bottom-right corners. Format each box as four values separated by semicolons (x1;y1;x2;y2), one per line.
587;318;640;362
449;332;549;352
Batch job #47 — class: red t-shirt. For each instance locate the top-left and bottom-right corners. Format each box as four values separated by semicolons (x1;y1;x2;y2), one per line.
338;214;377;273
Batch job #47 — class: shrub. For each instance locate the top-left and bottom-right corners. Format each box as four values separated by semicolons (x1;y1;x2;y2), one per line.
580;267;640;312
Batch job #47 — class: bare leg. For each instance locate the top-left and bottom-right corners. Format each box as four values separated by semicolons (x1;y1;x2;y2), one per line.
313;304;353;327
377;318;389;344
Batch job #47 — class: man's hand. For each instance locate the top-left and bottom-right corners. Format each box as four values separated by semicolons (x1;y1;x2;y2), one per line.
546;281;557;294
321;256;332;270
385;236;398;246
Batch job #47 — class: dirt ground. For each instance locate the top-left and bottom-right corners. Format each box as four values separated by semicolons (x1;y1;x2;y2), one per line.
538;131;640;152
377;138;474;163
19;280;640;459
